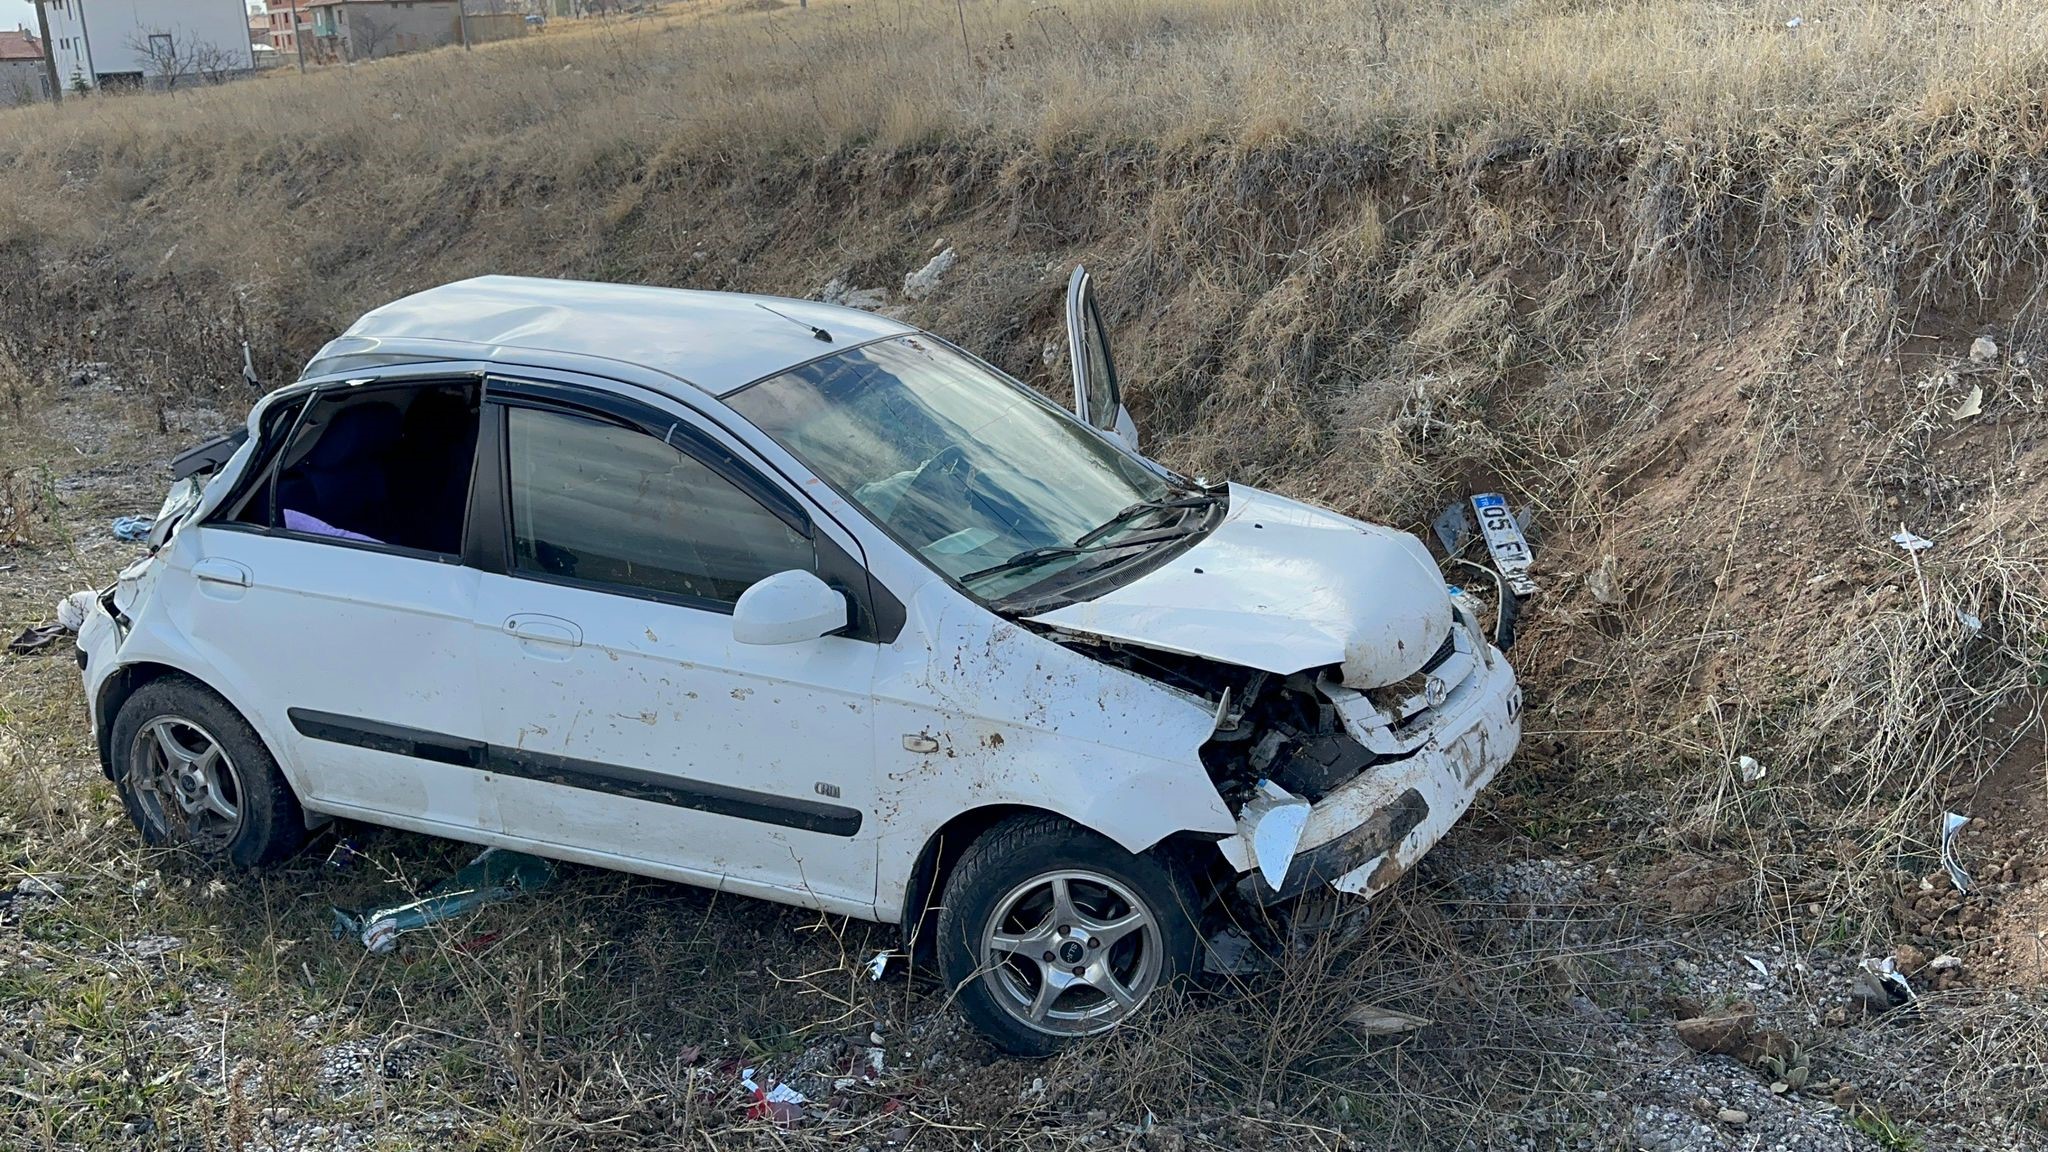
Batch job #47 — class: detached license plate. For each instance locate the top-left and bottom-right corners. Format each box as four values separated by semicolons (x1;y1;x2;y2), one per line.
1470;493;1537;597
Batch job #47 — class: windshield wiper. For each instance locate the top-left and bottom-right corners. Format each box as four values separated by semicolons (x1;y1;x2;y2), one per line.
1072;492;1222;548
960;527;1190;585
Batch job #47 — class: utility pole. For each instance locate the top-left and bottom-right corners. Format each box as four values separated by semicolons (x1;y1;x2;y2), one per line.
288;0;305;71
458;0;470;49
31;0;60;102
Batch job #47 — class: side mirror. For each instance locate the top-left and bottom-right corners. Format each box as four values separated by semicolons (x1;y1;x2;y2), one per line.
732;570;848;646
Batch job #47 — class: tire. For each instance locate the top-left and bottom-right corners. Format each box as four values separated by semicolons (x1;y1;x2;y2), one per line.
937;813;1201;1057
109;676;307;868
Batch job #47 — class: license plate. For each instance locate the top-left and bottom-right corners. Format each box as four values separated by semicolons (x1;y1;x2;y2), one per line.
1470;493;1537;597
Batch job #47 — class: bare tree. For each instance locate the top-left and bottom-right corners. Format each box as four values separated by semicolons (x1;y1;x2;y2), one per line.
346;12;395;59
188;41;242;84
128;29;194;89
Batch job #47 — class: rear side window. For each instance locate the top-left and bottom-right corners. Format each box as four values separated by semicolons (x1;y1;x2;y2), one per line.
504;406;813;606
234;382;480;555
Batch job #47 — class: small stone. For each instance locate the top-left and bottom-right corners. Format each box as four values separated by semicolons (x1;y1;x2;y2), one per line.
1717;1108;1749;1125
1969;336;1999;363
15;876;65;898
1893;943;1932;973
1674;1004;1757;1055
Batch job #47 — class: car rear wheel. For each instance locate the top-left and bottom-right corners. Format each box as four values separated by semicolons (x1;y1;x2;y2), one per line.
937;814;1200;1057
110;677;307;868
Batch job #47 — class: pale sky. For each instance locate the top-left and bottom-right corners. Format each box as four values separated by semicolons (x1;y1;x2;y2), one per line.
5;0;265;35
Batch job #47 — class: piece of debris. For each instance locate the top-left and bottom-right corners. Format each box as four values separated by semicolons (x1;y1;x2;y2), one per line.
1928;954;1963;971
1969;335;1999;363
1952;383;1984;420
1782;16;1802;29
1958;608;1982;633
55;590;95;633
333;847;555;954
6;625;67;657
1241;780;1311;889
864;950;890;981
902;247;957;301
1851;957;1913;1015
1737;755;1767;783
1889;526;1934;552
1343;1004;1430;1035
111;516;155;542
741;1068;805;1124
1742;954;1770;979
1938;811;1974;893
1431;500;1474;555
1674;1003;1756;1055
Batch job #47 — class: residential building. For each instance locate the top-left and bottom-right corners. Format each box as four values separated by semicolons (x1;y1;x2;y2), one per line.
304;0;522;63
37;0;256;90
0;27;54;104
258;0;307;57
305;0;456;62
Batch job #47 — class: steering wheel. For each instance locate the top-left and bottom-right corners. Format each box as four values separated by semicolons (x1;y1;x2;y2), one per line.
904;444;978;508
896;445;985;544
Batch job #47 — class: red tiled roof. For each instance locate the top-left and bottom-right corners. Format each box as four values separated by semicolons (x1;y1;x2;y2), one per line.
0;30;44;62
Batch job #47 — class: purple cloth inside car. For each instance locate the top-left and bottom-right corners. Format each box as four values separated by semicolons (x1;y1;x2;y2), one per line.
283;508;382;544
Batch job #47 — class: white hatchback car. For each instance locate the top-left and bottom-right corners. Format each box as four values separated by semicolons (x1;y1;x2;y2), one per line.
78;271;1522;1054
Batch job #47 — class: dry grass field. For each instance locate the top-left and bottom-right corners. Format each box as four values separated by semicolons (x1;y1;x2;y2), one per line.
1;1;2046;1149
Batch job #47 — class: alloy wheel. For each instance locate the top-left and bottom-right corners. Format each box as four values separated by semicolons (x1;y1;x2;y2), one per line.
128;716;244;850
978;869;1164;1037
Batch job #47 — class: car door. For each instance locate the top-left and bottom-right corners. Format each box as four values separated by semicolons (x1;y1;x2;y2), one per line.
178;375;498;832
468;379;882;914
1066;265;1141;450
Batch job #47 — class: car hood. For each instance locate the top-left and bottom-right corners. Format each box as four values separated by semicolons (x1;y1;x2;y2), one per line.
1026;484;1455;689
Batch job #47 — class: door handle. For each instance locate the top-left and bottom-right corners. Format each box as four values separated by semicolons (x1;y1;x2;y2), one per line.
192;558;252;588
504;614;582;647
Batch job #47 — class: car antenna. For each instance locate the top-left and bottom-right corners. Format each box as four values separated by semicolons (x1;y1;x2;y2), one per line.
755;302;833;343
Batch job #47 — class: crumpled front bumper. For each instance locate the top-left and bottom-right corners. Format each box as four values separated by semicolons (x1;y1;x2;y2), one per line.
1216;607;1522;903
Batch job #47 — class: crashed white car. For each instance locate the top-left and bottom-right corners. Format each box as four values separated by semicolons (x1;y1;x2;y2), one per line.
77;271;1522;1054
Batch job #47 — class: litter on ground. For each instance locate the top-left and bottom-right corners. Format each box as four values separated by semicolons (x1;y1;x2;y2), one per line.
333;847;556;954
1939;811;1975;894
1889;526;1934;552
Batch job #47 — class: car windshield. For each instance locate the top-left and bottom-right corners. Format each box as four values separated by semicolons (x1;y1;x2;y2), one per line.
727;336;1189;599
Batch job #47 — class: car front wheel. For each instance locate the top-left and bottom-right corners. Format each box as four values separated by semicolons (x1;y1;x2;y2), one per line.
110;676;307;868
938;814;1200;1057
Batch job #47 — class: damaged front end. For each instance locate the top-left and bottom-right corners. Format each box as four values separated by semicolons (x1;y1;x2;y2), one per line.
1067;595;1519;914
1024;486;1524;922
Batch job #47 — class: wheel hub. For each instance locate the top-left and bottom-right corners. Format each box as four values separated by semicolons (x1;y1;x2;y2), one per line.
129;715;243;849
980;869;1164;1037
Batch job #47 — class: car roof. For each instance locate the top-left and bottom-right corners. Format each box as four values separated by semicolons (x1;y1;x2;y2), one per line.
310;275;916;395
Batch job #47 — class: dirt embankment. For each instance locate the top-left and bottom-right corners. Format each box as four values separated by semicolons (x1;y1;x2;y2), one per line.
1;3;2045;1147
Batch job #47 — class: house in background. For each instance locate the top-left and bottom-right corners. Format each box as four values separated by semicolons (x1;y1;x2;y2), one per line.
305;0;455;61
0;27;55;104
37;0;255;90
258;0;307;57
304;0;523;63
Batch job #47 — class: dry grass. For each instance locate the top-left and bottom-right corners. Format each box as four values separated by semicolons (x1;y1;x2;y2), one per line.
2;0;2047;1148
